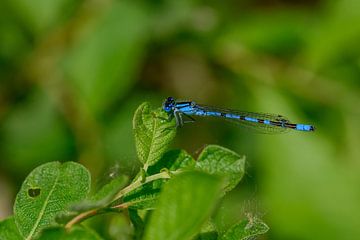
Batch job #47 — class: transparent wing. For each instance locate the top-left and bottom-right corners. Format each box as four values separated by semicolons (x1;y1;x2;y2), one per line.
196;104;291;134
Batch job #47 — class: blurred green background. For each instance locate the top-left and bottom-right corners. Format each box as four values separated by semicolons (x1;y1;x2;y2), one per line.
1;0;360;239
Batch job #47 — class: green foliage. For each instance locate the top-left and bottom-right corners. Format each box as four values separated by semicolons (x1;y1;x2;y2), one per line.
91;175;128;203
1;91;75;175
63;1;149;113
133;102;177;167
194;220;218;240
7;0;73;34
122;149;195;210
143;171;223;240
13;162;90;239
220;216;269;240
147;149;196;174
0;102;268;240
0;217;22;240
128;209;145;240
69;175;128;212
37;226;102;240
196;145;245;195
122;178;163;210
2;0;360;239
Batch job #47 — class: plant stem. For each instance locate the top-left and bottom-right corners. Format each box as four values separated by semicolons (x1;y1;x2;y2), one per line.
65;170;178;229
65;209;98;230
111;170;174;201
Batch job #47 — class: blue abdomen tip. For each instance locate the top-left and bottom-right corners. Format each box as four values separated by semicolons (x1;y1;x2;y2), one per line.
296;124;315;131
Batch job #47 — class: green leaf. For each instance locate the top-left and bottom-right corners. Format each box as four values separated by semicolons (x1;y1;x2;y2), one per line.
0;217;22;240
193;232;217;240
129;209;145;240
147;149;196;175
133;102;176;167
14;161;91;240
220;217;269;240
91;175;128;202
70;175;128;212
123;150;195;210
107;214;134;240
196;145;245;194
143;171;223;240
193;219;218;240
122;179;164;210
37;226;102;240
54;212;78;225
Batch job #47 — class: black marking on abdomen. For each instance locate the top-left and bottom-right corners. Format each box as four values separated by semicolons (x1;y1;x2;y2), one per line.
284;123;297;129
269;121;297;129
270;121;279;126
270;121;286;127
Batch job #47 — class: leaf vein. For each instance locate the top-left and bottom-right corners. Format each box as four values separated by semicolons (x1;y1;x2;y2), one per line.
25;172;60;240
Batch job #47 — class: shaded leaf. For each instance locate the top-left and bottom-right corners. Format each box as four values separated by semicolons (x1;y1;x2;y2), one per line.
122;179;164;210
143;171;223;240
124;150;195;210
14;161;90;239
37;226;102;240
0;217;22;240
129;209;145;240
107;214;134;240
193;232;218;240
193;219;218;240
133;102;176;167
91;175;128;202
70;175;128;212
196;145;245;194
147;149;196;175
220;217;269;240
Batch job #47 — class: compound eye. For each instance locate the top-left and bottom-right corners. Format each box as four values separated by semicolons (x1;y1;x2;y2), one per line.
164;105;172;112
167;97;174;102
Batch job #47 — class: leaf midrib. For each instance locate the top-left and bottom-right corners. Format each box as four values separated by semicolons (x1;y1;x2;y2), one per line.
144;114;159;168
25;172;60;240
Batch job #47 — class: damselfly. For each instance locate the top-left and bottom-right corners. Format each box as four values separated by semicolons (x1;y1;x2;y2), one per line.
162;97;315;133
